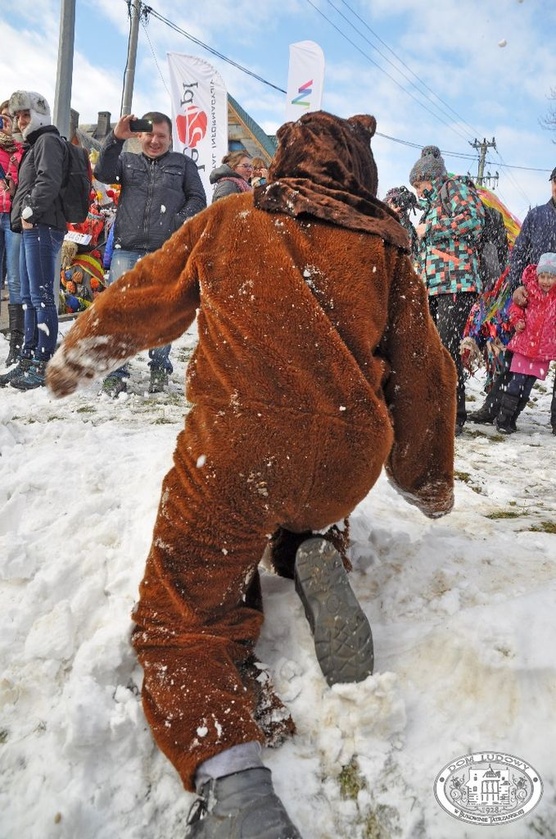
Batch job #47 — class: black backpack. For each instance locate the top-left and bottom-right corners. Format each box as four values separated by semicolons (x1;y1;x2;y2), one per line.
480;204;509;290
59;139;92;224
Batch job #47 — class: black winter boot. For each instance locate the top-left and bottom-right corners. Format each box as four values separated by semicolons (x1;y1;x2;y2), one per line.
0;356;32;387
469;366;512;424
467;404;496;424
496;393;521;434
185;767;302;838
4;303;24;367
295;537;374;686
10;360;47;390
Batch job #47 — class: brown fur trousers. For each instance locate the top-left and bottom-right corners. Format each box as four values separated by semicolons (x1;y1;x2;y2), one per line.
47;194;456;790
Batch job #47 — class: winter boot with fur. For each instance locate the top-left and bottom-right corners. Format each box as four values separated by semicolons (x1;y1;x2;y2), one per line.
185;768;302;838
495;392;521;434
294;536;374;686
5;303;24;367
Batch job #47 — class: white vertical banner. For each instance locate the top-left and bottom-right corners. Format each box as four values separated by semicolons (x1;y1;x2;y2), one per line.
285;41;325;123
167;53;228;204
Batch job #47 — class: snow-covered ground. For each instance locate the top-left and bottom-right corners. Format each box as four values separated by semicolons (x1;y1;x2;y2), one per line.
1;323;555;839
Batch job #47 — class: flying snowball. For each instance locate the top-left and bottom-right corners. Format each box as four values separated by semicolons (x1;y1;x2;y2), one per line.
498;39;507;47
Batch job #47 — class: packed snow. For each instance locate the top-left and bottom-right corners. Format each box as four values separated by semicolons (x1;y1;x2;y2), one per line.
1;322;555;839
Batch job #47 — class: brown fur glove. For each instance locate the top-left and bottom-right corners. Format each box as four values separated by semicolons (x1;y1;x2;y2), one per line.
46;345;100;397
386;474;454;519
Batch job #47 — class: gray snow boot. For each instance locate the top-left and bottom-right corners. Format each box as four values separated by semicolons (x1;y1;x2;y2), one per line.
185;767;302;838
294;536;374;686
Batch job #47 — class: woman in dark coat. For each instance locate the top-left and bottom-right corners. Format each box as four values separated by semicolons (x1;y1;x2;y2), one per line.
210;151;253;202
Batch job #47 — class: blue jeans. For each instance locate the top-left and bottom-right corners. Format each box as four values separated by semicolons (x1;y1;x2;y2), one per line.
108;249;172;378
20;224;65;361
0;212;22;303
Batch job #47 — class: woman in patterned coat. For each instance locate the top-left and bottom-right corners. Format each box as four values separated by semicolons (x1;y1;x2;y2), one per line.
410;146;485;434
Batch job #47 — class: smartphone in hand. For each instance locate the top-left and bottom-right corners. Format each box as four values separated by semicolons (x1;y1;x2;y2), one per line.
129;119;153;133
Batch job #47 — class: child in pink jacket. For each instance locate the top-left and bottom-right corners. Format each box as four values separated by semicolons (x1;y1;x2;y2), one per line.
496;252;556;433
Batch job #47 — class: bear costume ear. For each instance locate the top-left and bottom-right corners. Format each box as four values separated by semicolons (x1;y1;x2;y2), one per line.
347;114;377;139
275;120;295;146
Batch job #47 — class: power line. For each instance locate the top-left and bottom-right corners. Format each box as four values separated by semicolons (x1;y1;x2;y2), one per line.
140;11;171;99
378;132;553;175
133;1;553;182
303;0;473;145
334;0;482;139
321;0;480;142
142;4;286;94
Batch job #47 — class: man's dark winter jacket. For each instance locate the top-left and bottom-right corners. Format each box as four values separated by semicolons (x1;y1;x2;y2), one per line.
11;125;67;232
508;200;556;291
94;131;206;252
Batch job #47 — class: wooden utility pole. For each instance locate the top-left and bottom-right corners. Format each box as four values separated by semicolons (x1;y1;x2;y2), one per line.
470;137;499;188
53;0;76;139
121;0;142;116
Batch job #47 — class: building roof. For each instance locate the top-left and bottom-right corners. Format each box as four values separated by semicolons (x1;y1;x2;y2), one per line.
227;94;277;162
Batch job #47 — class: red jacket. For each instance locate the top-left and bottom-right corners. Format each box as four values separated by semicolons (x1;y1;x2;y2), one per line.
508;263;556;361
0;140;24;215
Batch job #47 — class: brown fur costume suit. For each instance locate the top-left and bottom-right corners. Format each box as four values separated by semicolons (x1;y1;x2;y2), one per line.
47;111;456;792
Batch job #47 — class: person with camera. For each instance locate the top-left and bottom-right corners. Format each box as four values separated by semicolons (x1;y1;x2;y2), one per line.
93;112;206;396
384;185;419;261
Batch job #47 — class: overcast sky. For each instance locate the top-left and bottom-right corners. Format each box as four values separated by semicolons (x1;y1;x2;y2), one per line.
2;0;555;221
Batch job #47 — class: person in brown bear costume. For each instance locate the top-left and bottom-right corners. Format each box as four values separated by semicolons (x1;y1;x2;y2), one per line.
46;110;456;839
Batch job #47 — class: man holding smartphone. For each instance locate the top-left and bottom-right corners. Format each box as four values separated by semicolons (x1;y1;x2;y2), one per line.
94;111;206;396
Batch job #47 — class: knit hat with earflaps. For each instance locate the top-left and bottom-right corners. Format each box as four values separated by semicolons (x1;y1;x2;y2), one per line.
8;91;51;140
409;145;447;185
537;253;556;275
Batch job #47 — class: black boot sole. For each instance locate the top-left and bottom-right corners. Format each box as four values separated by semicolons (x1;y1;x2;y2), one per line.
294;537;374;686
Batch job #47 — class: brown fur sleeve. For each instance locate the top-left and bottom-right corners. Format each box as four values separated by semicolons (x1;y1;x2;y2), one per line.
47;215;205;397
381;250;456;517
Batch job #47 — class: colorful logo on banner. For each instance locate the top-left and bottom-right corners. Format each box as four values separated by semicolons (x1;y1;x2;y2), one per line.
167;53;228;204
290;80;313;109
175;102;208;148
285;41;325;122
